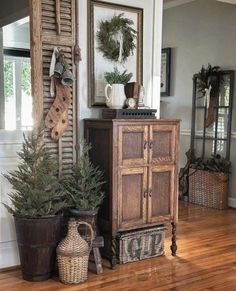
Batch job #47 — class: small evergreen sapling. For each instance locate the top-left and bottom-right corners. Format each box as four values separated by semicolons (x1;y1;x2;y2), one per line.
62;141;106;211
3;128;66;218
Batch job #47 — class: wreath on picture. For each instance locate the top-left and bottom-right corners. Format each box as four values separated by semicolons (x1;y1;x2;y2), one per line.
96;13;137;63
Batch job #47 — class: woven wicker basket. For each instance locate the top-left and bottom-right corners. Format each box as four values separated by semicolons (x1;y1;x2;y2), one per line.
57;220;94;284
189;169;228;210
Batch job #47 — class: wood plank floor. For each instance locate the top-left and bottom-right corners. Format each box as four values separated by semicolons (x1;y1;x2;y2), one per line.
1;202;236;291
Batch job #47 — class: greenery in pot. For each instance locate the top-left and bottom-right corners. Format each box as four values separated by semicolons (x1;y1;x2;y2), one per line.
3;128;66;218
104;67;133;85
2;126;66;281
62;141;106;211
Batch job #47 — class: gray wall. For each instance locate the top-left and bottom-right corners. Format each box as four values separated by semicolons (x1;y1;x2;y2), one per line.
161;0;236;202
0;0;28;27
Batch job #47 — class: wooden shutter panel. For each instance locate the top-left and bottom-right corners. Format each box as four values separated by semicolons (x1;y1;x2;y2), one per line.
30;0;77;175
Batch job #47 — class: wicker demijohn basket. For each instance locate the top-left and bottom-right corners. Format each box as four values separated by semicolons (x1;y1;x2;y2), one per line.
57;220;94;284
189;169;229;210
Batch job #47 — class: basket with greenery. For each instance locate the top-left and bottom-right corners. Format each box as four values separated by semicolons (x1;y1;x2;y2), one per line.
188;154;230;209
104;67;133;85
3;128;66;218
190;154;231;173
62;141;106;211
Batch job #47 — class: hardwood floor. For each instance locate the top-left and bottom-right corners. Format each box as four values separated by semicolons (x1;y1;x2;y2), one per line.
1;202;236;291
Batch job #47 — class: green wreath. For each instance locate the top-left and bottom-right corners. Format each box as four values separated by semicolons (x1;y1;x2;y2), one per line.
96;13;137;63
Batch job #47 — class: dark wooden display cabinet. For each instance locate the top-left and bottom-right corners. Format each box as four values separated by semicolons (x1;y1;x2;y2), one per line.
84;119;180;267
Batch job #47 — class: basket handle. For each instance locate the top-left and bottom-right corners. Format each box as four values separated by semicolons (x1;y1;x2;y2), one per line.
77;221;94;250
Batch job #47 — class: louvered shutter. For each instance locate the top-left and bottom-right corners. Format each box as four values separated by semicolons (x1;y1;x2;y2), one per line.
30;0;77;175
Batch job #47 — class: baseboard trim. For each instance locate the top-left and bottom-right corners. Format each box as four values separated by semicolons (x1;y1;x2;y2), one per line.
228;197;236;208
0;265;20;272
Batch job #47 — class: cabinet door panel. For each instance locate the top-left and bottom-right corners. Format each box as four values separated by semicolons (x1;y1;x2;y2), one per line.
148;165;175;223
118;125;148;166
118;167;147;230
150;125;176;164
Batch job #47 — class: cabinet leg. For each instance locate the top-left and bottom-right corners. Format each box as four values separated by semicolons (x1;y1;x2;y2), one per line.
170;222;177;256
110;236;117;269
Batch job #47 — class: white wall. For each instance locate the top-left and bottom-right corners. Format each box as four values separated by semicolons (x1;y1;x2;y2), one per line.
78;0;163;134
161;0;236;203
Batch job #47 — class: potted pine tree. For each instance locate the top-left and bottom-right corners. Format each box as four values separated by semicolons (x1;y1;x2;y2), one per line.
62;141;105;238
3;128;66;281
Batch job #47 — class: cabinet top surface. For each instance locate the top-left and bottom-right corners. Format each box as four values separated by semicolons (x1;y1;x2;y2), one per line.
84;118;181;123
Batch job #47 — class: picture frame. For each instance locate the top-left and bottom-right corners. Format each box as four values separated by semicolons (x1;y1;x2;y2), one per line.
161;48;171;97
88;0;143;107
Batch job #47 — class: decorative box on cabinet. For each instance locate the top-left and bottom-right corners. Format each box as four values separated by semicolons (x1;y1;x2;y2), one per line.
84;118;180;268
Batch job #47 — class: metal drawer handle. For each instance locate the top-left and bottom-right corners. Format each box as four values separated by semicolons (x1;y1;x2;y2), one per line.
144;140;148;150
149;189;152;197
149;140;153;149
144;189;148;198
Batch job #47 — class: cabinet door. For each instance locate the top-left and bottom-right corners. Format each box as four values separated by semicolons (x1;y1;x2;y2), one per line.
118;125;148;166
149;125;176;165
118;167;147;230
147;165;175;224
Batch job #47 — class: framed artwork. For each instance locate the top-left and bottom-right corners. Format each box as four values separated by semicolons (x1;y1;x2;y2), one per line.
161;48;171;97
88;0;143;107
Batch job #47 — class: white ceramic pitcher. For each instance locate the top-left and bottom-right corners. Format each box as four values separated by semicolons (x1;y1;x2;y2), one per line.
105;84;126;109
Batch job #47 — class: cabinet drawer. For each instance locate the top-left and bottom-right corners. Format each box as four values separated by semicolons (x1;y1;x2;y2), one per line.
149;125;177;164
118;125;148;166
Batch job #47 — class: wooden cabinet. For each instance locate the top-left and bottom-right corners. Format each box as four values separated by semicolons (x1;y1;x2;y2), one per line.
84;118;180;267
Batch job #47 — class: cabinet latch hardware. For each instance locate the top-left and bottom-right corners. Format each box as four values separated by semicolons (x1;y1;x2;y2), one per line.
149;189;152;197
144;140;148;149
149;140;153;149
144;189;148;198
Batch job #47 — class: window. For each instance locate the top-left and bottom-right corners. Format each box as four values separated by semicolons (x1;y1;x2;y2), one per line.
4;51;32;130
0;17;31;130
